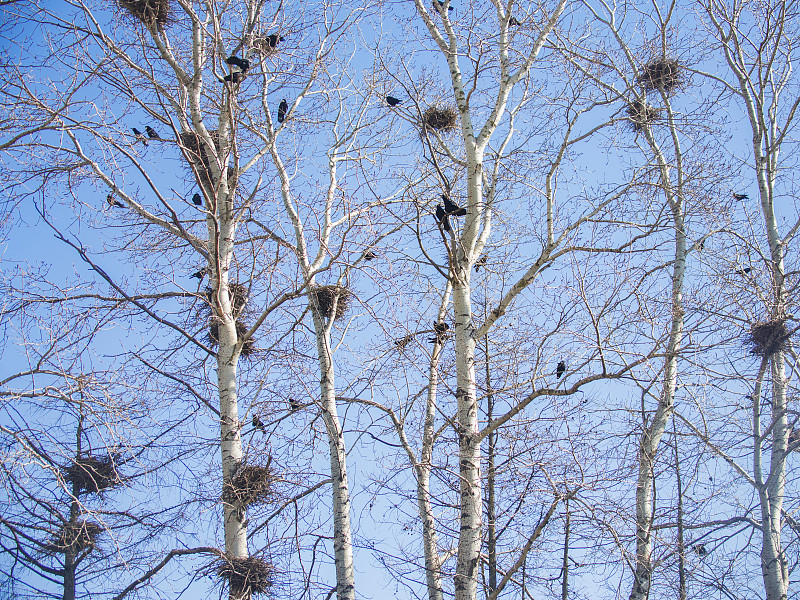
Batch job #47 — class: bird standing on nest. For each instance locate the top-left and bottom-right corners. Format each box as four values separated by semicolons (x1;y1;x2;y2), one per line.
277;99;288;123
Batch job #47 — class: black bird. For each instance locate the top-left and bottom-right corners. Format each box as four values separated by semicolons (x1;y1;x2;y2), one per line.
556;360;566;379
277;99;288;123
190;267;208;280
145;126;160;140
735;266;753;275
429;320;449;343
266;33;285;49
692;544;708;557
386;95;402;107
433;0;454;11
252;414;266;433
364;250;377;260
132;127;148;146
289;398;300;412
733;192;749;201
442;194;467;216
435;204;451;232
509;16;522;26
474;255;488;271
106;194;124;209
226;56;251;72
223;72;243;83
192;193;202;206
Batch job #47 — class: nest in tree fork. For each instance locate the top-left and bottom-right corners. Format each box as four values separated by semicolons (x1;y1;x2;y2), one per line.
422;106;458;132
626;100;660;131
116;0;171;27
44;521;102;554
206;282;249;315
179;130;236;189
222;464;274;507
313;285;352;320
636;58;684;94
747;319;791;357
62;454;123;494
217;555;274;597
209;319;256;357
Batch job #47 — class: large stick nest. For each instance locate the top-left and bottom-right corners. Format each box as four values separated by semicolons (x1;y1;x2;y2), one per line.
313;285;352;320
636;58;684;94
180;130;236;189
222;464;275;507
206;282;249;316
422;106;458;132
626;99;660;131
62;454;123;494
747;319;791;357
209;319;256;357
116;0;171;28
44;521;102;555
217;555;274;597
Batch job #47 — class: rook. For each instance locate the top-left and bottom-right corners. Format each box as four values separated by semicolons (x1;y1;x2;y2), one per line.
132;127;148;146
733;192;748;200
442;194;467;216
386;95;402;107
435;204;451;232
145;125;160;140
556;360;566;379
252;414;266;433
106;194;124;209
192;193;202;206
277;99;288;123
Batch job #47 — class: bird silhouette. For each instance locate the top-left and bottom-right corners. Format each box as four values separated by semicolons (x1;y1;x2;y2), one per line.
252;414;266;433
266;34;285;49
442;194;467;216
692;544;707;557
190;267;208;279
223;72;243;83
474;255;488;271
132;127;148;146
226;56;250;72
106;194;124;209
733;192;748;200
556;360;566;378
386;95;402;107
277;99;288;123
289;398;300;412
435;204;451;232
735;267;752;275
429;320;449;343
364;250;377;260
145;126;160;140
192;193;202;206
509;16;522;25
433;0;454;11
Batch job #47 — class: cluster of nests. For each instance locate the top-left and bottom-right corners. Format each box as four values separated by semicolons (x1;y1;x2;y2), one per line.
313;285;353;320
44;521;103;555
422;106;458;132
216;555;274;597
205;282;256;358
626;58;684;130
746;319;792;358
116;0;170;28
63;454;124;494
179;130;237;191
222;463;275;508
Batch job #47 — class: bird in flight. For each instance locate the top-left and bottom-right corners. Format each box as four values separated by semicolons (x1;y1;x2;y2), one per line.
386;95;402;107
277;99;288;123
132;127;148;146
435;204;451;232
556;360;566;378
735;267;752;276
442;193;467;216
145;126;160;140
192;193;202;206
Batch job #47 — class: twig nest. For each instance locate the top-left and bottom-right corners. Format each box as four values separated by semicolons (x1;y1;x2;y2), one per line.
625;99;660;131
422;106;458;132
179;130;235;188
222;464;274;507
44;521;102;554
217;555;274;597
206;282;249;315
313;285;352;320
636;58;684;94
747;320;790;357
116;0;171;27
209;319;256;357
63;455;123;494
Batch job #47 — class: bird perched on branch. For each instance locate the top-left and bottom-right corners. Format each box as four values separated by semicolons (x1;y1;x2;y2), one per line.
433;0;454;11
190;267;208;280
735;266;752;276
509;15;522;25
429;320;449;344
266;33;285;49
252;414;266;433
692;544;708;557
145;126;160;140
442;193;467;216
733;192;748;200
474;255;488;271
435;204;451;232
277;99;288;123
289;398;300;412
556;360;566;379
226;56;250;73
386;95;401;107
106;194;124;208
132;127;148;146
192;193;202;206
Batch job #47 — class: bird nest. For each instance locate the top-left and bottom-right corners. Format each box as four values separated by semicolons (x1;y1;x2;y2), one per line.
747;320;791;357
222;464;274;507
636;58;684;94
63;455;123;494
217;555;274;597
422;106;458;132
626;100;660;131
251;35;281;55
205;282;249;316
116;0;171;28
209;319;256;357
44;521;102;555
179;130;236;189
313;285;352;320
